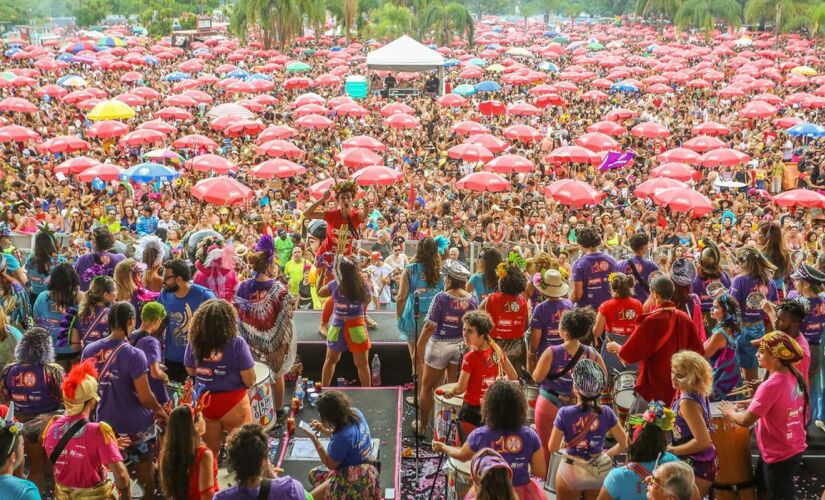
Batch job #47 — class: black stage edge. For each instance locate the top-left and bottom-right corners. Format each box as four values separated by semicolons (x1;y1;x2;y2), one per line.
276;387;402;499
295;311;412;386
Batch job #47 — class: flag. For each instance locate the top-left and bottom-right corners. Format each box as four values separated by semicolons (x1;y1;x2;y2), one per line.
599;150;635;171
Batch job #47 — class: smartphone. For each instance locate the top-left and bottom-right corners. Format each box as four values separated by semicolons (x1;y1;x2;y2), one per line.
299;420;314;434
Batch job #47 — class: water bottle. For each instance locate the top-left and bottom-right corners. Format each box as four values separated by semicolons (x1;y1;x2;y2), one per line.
268;439;279;464
294;379;305;410
371;354;382;386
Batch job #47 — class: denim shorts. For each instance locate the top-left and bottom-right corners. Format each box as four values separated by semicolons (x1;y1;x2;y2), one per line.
736;321;765;370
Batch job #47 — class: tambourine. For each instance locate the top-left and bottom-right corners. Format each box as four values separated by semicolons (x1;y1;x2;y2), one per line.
706;281;727;298
745;291;767;310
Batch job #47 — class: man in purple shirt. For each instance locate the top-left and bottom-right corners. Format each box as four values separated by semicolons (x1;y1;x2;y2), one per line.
571;227;618;310
618;233;659;304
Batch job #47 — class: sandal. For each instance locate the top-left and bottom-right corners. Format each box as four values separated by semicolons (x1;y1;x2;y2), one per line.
365;316;378;330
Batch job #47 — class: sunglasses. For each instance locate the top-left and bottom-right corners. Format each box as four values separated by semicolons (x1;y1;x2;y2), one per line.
644;474;679;498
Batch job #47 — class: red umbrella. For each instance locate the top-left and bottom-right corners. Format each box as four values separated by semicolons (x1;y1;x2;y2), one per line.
631;122;670;139
294;103;329;117
437;94;468;107
38;135;91;154
772;189;825;208
691;122;730;136
292;93;325;108
87;120;129;139
504;124;542;142
465;134;508;153
581;90;609;102
342;135;385;151
544;179;603;207
333;103;368;117
164;94;199;107
604;108;637;121
132;87;162;100
138;120;177;135
0;125;40;142
185;154;236;174
575;132;620;152
478;100;506;116
35;84;68;98
535;93;565;107
315;74;342;87
699;148;750;168
653;188;713;216
78;163;125;182
224;119;266;137
0;97;38;114
350;166;402;186
658;148;701;164
173;134;218;150
255;140;303;158
634;178;688;198
209;114;242;131
383;113;419;129
257;125;297;143
587;121;627;136
119;129;166;147
251;159;307;179
484;154;535;173
114;93;146;107
650;162;699;182
456;172;510;192
55;156;100;175
295;114;334;129
191;176;253;206
336;147;383;168
155;107;193;120
739;101;778;119
380;103;414;117
546;146;598;164
682;135;725;152
507;102;542;116
774;116;804;129
452;121;489;136
284;77;312;90
447;143;495;163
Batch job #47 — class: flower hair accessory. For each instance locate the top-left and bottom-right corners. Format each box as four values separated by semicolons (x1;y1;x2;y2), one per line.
608;272;623;284
627;400;674;431
0;402;22;436
496;251;526;279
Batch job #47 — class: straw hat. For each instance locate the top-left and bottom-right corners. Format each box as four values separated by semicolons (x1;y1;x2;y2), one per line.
534;269;569;298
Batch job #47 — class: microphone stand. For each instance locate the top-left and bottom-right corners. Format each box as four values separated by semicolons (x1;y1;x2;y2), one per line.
413;290;421;482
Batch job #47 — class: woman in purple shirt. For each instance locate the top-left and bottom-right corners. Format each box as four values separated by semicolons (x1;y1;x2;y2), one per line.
184;299;255;457
74;226;126;292
434;379;546;499
70;275;115;350
570;227;618;310
416;260;478;434
81;301;168;498
529;269;573;371
0;326;64;492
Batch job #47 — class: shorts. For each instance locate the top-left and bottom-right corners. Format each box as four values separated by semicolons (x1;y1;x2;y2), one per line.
328;318;371;353
683;456;718;483
458;403;482;428
201;388;249;420
424;338;462;370
556;453;613;491
121;423;158;464
736;321;765;370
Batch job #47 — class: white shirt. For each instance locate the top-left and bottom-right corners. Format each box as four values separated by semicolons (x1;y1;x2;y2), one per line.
366;263;393;304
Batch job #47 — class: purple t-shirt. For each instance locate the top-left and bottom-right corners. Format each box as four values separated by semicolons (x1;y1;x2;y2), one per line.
530;299;573;357
467;425;542;486
328;280;366;326
572;252;618;309
82;337;153;434
2;363;61;415
729;274;778;323
426;292;478;339
801;295;825;345
672;392;717;462
74;251;126;291
129;331;169;404
214;477;306;500
184;336;255;393
692;272;732;312
553;405;618;458
618;256;659;303
76;306;110;349
540;344;598;395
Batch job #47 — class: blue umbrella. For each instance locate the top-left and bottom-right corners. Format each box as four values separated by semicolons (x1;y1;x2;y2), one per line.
469;58;487;67
3;48;19;57
120;163;180;183
164;71;190;82
474;81;501;93
453;84;476;96
226;69;249;79
144;55;159;65
248;73;272;81
57;74;84;86
566;41;586;51
538;62;559;72
485;44;500;50
427;43;437;49
444;59;460;67
330;46;342;52
787;123;825;138
57;53;73;62
611;82;639;93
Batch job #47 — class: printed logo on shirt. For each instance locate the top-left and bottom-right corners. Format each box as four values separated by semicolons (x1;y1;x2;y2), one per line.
621;309;637;321
13;371;37;388
591;260;611;273
491;434;524;454
206;351;223;362
506;301;521;313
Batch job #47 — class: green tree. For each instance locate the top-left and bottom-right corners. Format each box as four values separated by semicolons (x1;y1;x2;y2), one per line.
419;0;474;48
0;0;29;25
179;12;197;29
809;3;825;36
464;0;511;20
72;0;111;26
674;0;741;39
364;3;413;40
634;0;682;19
743;0;816;35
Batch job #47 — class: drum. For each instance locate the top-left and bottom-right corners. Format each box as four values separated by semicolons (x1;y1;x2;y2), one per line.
601;333;634;375
523;384;539;425
434;383;463;446
612;371;637;419
709;402;756;500
217;467;234;489
249;362;276;431
446;456;472;500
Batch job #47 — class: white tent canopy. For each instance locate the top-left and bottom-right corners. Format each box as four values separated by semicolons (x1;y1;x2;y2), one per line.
366;35;445;73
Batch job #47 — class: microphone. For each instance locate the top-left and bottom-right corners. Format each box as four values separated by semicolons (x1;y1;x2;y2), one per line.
413;290;420;318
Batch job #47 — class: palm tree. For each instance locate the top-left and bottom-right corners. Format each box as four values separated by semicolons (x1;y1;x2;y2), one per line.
327;0;359;41
743;0;816;36
674;0;741;40
809;3;825;36
364;3;414;40
419;0;474;48
635;0;682;20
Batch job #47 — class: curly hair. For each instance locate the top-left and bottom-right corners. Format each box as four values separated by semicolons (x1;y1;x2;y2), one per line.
610;273;635;298
412;237;442;287
560;307;596;340
92;226;115;253
160;406;200;500
15;327;54;365
188;299;238;360
48;263;80;308
499;265;527;296
113;259;138;301
671;350;713;396
226;424;269;486
481;379;526;432
775;297;809;324
79;276;115;319
336;257;370;304
577;227;602;249
463;310;494;337
317;390;360;433
479;248;503;290
627;233;650;252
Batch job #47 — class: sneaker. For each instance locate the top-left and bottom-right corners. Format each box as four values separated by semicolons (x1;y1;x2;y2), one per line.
405;395;417;407
366;316;377;330
318;323;328;337
816;420;825;433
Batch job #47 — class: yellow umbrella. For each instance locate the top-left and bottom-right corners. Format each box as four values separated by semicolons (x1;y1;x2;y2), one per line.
791;66;817;76
88;99;136;121
505;47;532;57
486;64;505;73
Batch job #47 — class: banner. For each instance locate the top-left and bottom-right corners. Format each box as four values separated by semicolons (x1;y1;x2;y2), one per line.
598;150;635;171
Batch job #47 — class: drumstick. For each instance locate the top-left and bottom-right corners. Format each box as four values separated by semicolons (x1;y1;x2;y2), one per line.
727;386;753;397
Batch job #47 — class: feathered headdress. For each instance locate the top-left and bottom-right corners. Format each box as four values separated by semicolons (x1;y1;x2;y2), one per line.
434;235;450;255
62;359;100;416
0;402;22;437
254;235;276;266
204;241;237;270
496;250;527;279
134;235;167;268
332;179;358;196
627;400;675;432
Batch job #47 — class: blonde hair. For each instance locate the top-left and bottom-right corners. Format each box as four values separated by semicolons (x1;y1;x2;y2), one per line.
114;259;137;301
671;350;713;396
0;308;8;342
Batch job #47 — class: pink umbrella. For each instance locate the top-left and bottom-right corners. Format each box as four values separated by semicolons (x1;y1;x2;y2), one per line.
251;159;307;179
699;148;750;168
39;135;91;154
0;125;39;143
35;84;68;98
114;93;146;107
342;135;386;151
209;114;242;131
350;166;402;186
691;122;730;136
575;132;620;152
504;124;542;142
78;163;125;182
581;90;609;102
634;178;688;198
380;103;414;117
478;100;506;116
294;103;329;117
587;121;627;136
155;107;194;120
138;120;177;135
173;134;218;150
452;121;489;136
383;113;419;129
456;172;510;192
484;154;535;173
507;102;542;116
224;119;266;137
292;93;325;108
448;143;495;163
437;94;468;107
119;129;167;148
682;136;726;152
772;189;825;208
337;147;383;168
87;120;129;139
185;154;236;174
658;147;701;164
465;134;508;153
650;162;699;182
191;176;254;206
544;179;603;207
164;94;199;107
0;97;38;114
546;146;598;164
55;156;101;175
257;125;297;143
255;140;303;158
295;114;334;129
631;122;670;139
333;103;369;117
604;108;637;121
739;101;778;119
653;188;713;216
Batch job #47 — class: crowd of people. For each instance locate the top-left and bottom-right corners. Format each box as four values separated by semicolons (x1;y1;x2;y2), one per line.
0;12;822;500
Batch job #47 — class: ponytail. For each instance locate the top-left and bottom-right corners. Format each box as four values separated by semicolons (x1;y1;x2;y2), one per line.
578;395;603;414
488;337;507;379
787;363;809;425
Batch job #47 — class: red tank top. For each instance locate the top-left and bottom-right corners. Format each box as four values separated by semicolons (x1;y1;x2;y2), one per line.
188;445;218;500
486;292;528;340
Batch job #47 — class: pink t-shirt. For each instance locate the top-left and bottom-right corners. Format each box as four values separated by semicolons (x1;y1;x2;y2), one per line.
795;334;811;387
43;414;123;488
747;370;807;464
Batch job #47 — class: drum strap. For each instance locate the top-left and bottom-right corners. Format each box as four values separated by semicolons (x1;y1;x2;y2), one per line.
625;259;650;294
257;479;272;500
564;413;599;449
547;346;584;382
627;462;651;481
49;418;89;465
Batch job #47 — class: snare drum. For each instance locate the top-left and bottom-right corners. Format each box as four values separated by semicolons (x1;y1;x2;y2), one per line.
217;467;234;489
249;362;276;431
612;371;637;419
434;383;463;446
446;456;472;500
709;402;756;500
601;333;635;375
523;384;539;425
